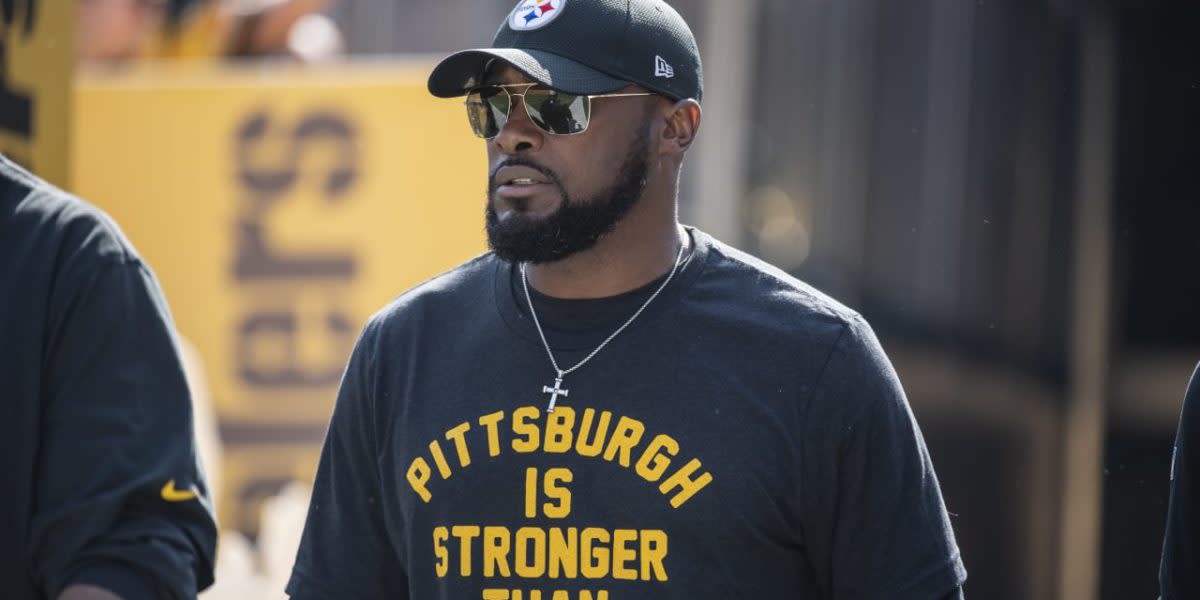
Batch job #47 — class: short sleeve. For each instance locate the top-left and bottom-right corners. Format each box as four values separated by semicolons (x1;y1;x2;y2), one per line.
31;260;217;599
287;320;409;600
800;317;966;599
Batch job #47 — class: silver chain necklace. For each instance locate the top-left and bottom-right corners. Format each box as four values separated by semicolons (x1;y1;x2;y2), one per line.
522;240;687;412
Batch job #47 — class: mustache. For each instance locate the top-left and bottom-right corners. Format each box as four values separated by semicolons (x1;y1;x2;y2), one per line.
488;158;564;191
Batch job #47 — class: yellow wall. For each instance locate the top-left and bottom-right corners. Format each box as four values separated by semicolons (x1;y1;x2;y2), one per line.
73;61;487;533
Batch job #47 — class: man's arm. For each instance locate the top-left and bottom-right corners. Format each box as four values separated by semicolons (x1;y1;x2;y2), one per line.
800;316;967;599
287;319;409;599
30;259;217;599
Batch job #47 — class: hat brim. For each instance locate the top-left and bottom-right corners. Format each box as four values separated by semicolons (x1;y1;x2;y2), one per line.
427;48;628;98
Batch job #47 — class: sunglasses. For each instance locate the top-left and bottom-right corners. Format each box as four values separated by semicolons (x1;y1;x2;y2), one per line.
465;82;654;139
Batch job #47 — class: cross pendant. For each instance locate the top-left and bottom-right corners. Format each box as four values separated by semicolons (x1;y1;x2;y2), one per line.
542;376;569;413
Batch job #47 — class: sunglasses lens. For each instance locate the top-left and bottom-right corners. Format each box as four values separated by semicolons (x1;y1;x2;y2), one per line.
465;87;508;138
525;90;590;135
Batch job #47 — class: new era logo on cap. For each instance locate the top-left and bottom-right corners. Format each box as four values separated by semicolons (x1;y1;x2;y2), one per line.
509;0;566;31
655;55;675;79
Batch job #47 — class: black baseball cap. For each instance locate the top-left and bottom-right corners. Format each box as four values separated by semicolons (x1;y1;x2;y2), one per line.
427;0;703;103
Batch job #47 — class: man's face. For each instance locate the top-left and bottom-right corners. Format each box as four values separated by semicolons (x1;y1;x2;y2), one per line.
483;64;657;264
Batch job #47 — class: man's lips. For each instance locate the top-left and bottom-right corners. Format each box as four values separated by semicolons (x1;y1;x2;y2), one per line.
493;164;555;198
493;165;551;187
495;181;552;197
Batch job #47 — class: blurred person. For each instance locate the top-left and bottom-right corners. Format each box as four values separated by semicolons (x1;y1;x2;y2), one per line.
77;0;168;62
144;0;342;62
1160;362;1200;599
0;155;218;599
142;0;235;60
224;0;342;61
287;1;966;599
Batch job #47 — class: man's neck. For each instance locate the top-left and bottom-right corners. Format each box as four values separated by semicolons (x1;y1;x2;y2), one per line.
524;219;687;300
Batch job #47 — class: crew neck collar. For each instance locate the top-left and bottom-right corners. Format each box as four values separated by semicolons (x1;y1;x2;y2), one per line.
493;226;713;351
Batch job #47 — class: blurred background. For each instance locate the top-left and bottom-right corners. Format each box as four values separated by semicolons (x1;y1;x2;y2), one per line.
2;0;1197;598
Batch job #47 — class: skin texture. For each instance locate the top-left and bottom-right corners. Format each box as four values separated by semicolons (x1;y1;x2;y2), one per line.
484;64;702;299
58;584;123;600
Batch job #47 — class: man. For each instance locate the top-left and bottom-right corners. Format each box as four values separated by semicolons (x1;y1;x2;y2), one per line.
288;1;966;598
0;155;217;599
1160;362;1200;599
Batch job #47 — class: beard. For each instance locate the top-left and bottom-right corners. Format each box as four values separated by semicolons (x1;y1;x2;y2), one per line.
485;126;651;265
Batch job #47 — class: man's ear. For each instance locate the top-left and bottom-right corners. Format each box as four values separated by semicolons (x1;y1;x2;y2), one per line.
657;99;702;157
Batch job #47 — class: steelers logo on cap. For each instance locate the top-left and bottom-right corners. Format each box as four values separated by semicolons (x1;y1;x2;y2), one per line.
508;0;566;31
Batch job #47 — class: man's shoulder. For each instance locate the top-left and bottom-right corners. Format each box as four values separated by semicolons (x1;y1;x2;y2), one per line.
366;252;501;331
1;155;141;268
697;231;861;330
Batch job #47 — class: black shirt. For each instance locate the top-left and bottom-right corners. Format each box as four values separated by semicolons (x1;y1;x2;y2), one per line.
1161;362;1200;599
0;156;217;599
288;228;966;599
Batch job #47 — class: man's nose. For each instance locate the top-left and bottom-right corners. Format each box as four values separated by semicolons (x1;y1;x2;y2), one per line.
493;95;544;154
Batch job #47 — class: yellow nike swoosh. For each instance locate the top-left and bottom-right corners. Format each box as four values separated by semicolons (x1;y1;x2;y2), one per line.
161;479;198;502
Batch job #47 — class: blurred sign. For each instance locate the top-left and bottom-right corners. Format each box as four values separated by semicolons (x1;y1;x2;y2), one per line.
0;0;72;187
73;61;487;533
